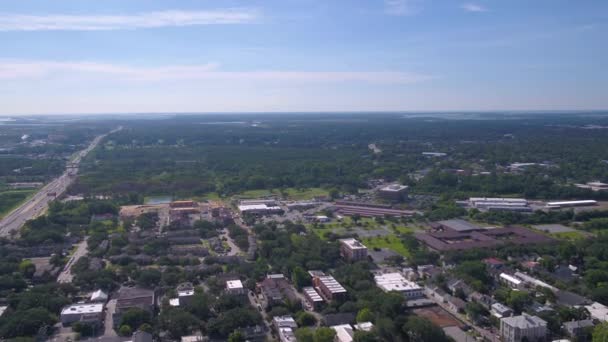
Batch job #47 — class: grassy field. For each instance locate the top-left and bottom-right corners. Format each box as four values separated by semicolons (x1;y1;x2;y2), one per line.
0;190;35;219
235;187;329;200
551;230;591;241
362;235;411;257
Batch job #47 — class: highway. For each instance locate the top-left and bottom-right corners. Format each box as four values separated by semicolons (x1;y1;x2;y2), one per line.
0;127;121;237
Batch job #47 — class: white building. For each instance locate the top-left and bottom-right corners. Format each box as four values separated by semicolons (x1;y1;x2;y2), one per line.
340;238;368;262
90;289;108;302
546;200;597;209
60;303;104;325
238;203;283;215
226;279;245;295
514;272;558;292
273;316;297;342
499;273;523;289
374;272;423;298
500;314;547;342
586;302;608;322
332;324;355;342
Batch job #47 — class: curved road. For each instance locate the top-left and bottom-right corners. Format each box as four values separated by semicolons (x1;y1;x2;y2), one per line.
0;127;121;237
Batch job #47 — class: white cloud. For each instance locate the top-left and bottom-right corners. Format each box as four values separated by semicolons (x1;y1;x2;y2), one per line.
0;60;434;84
0;9;258;31
384;0;418;16
461;3;487;12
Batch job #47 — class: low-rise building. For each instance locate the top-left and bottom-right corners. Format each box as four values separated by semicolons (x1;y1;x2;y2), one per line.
257;274;298;307
500;314;547;342
499;273;523;289
586;302;608;322
491;303;513;318
310;271;347;301
60;303;104;326
332;324;355;342
340;238;368;262
374;272;423;298
113;287;155;327
302;286;325;310
238;203;283;215
273;316;297;342
378;184;409;201
226;279;246;296
563;319;595;338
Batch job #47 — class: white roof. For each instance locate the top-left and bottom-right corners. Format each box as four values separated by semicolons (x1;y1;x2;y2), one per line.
380;184;408;192
331;324;354;342
374;272;421;292
61;303;104;315
90;289;108;301
501;314;547;329
470;197;527;203
547;200;597;206
586;302;608;321
500;273;522;286
340;238;367;250
303;287;324;302
178;289;194;297
0;306;7;317
318;276;347;294
273;315;297;328
169;298;180;306
355;322;374;331
181;335;204;342
226;279;243;289
514;272;557;292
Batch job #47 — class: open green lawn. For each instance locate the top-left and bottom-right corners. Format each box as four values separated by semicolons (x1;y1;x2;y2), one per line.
551;230;591;241
235;187;329;200
362;234;411;257
0;190;35;219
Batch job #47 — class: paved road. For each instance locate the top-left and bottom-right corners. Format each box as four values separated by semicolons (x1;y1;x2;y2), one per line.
0;127;121;237
57;238;88;283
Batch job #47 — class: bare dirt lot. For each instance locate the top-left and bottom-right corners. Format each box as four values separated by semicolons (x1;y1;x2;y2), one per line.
413;306;461;328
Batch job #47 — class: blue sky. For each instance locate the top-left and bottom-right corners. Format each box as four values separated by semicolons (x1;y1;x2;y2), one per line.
0;0;606;114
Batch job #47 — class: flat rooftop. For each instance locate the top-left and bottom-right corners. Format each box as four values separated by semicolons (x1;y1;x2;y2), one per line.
340;238;367;250
226;279;244;289
303;287;324;302
374;272;421;292
61;303;104;315
380;184;408;192
318;276;347;294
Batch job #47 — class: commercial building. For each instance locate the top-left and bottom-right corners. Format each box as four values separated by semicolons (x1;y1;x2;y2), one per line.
378;184;409;201
500;314;547;342
415;226;553;252
513;272;558;292
226;279;246;296
546;200;597;209
334;201;416;218
310;271;347;301
170;200;196;208
238;203;283;215
60;303;104;325
302;286;325;310
431;219;483;233
273;316;297;342
575;181;608;192
373;272;423;298
422;152;447;157
469;197;531;212
340;238;368;262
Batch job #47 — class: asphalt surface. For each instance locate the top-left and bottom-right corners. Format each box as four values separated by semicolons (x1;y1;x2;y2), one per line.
0;127;121;237
57;238;88;283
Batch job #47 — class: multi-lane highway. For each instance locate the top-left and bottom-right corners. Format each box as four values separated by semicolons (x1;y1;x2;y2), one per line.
0;127;121;237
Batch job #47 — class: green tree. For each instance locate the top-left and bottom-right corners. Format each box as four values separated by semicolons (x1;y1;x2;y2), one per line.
593;322;608;342
158;308;200;338
292;266;310;289
295;328;314;342
18;260;36;279
296;311;317;327
119;325;132;337
356;308;374;323
228;330;245;342
120;308;151;330
314;327;336;342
